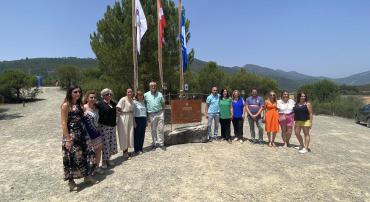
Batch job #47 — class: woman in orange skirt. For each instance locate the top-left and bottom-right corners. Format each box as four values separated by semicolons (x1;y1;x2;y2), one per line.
264;91;279;147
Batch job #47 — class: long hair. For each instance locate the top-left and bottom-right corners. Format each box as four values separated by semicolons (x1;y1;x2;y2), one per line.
296;91;308;103
220;88;229;99
269;91;277;102
232;90;240;100
83;90;96;104
64;85;82;106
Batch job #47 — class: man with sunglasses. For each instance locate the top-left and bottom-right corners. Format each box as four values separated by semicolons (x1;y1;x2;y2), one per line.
245;88;265;144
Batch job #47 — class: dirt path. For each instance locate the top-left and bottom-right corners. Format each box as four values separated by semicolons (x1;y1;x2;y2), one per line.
1;87;370;201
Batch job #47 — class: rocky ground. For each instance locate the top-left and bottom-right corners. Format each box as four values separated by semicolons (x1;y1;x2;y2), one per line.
0;87;370;202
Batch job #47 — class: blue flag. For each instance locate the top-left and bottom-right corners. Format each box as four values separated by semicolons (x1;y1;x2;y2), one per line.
181;8;187;72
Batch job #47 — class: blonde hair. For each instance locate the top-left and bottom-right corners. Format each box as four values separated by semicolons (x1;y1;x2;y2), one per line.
100;88;113;98
83;90;96;104
232;90;240;100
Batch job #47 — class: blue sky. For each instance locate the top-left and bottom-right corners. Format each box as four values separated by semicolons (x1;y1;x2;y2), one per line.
0;0;369;78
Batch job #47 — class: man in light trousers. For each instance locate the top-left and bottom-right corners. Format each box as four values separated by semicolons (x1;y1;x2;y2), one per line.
205;86;220;141
144;81;166;150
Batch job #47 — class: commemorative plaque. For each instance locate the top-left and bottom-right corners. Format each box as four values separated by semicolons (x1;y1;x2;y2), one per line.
170;99;202;124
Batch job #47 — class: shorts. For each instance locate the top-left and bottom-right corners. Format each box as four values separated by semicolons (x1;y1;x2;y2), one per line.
295;120;312;127
278;113;294;127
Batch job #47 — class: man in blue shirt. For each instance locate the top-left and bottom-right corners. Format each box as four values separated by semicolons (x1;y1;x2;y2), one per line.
245;88;264;144
205;86;220;141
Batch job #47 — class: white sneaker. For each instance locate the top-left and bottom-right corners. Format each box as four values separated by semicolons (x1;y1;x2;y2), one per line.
233;138;239;141
294;146;303;150
239;139;243;143
299;148;308;154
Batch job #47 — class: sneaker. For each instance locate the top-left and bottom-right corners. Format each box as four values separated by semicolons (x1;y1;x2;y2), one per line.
233;137;239;141
299;148;308;154
294;146;303;150
227;140;232;144
249;139;257;144
159;146;166;151
239;139;243;143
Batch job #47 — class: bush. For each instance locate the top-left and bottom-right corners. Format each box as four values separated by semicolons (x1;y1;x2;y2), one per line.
313;96;364;118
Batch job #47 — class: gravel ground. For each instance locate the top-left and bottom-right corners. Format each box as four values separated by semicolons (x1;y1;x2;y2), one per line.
1;87;370;202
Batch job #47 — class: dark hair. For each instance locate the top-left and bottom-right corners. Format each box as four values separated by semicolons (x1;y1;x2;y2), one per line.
83;90;96;104
281;90;289;98
220;89;229;98
296;91;308;103
64;85;82;106
135;90;144;100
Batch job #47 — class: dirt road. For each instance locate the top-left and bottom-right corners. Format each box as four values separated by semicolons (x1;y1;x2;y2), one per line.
1;87;370;201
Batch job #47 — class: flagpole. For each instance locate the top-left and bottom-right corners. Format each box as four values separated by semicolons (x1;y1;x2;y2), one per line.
157;0;164;91
132;0;138;93
178;0;184;96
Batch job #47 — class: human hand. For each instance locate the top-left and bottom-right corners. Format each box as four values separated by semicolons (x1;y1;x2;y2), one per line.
65;140;73;151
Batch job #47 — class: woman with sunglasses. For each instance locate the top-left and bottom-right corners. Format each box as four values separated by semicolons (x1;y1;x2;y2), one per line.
60;86;97;191
97;88;118;168
83;90;104;175
293;91;313;154
117;88;134;159
277;90;295;148
264;91;279;147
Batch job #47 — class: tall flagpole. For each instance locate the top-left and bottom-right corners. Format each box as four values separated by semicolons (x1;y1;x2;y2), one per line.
178;0;184;95
157;0;164;90
132;0;139;93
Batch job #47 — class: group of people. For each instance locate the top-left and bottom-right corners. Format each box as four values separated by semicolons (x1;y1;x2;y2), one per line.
60;81;313;191
206;87;313;153
60;81;165;191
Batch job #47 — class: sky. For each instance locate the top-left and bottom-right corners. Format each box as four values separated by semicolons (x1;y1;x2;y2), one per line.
0;0;370;78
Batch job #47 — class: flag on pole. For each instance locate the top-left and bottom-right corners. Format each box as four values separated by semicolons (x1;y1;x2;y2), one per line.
135;0;147;54
157;0;166;48
180;7;187;71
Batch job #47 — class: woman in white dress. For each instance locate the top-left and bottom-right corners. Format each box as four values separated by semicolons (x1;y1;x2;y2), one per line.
116;88;134;158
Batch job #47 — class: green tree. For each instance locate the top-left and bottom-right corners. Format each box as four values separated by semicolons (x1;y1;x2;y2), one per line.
90;0;194;93
228;69;278;97
0;69;36;101
197;62;226;94
56;65;81;89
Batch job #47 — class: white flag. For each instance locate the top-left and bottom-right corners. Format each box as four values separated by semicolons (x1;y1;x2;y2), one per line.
135;0;147;54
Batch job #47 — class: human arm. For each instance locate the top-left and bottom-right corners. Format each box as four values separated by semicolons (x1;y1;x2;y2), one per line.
61;103;73;150
307;102;313;127
230;101;233;119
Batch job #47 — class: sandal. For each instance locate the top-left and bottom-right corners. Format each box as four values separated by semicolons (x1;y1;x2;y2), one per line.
68;180;79;192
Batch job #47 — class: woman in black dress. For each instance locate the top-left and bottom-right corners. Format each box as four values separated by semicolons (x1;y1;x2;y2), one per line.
61;86;97;191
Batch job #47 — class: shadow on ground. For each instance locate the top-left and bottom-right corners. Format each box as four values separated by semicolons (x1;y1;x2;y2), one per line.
0;112;23;120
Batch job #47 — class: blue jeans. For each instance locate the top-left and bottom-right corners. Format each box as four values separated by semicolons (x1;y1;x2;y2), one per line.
207;113;220;139
247;116;264;141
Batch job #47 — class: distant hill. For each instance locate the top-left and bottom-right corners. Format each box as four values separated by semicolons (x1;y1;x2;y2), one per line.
0;57;98;77
334;71;370;86
1;57;369;90
189;59;370;90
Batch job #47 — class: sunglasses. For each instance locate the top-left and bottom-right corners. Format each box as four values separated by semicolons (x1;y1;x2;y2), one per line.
72;90;81;94
89;97;96;99
270;94;276;97
105;93;112;96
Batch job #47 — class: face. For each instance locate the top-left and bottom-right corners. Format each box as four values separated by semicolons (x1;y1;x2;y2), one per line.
104;91;113;101
87;93;96;104
71;88;81;100
127;89;133;97
150;83;157;92
269;92;276;100
300;93;306;102
211;87;217;95
251;89;257;97
222;90;227;97
282;92;289;100
137;93;144;101
233;91;239;99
